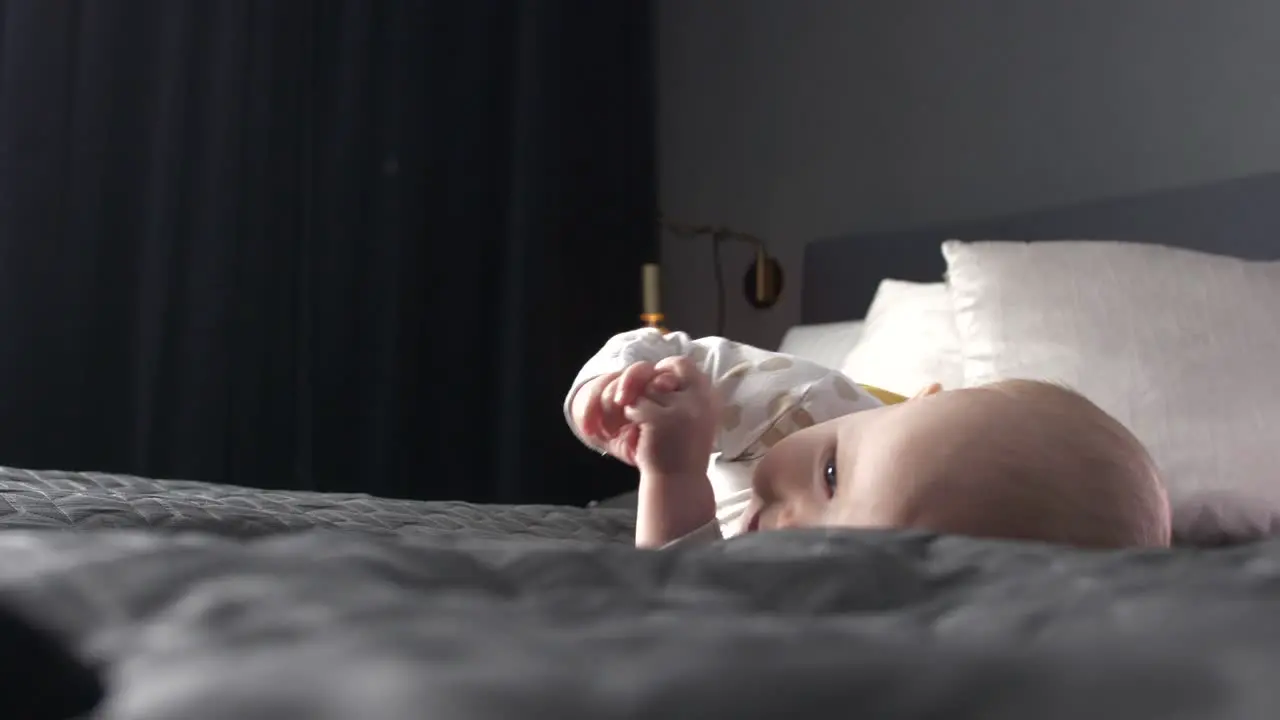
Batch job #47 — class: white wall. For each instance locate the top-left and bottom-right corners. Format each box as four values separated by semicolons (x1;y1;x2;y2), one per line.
657;0;1280;348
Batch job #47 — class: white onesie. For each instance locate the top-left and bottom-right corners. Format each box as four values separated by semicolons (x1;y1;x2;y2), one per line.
564;328;885;542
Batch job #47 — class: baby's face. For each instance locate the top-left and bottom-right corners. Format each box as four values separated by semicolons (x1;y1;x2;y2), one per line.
742;385;1001;534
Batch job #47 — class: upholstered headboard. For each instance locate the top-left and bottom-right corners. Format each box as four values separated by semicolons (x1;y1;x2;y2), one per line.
800;172;1280;324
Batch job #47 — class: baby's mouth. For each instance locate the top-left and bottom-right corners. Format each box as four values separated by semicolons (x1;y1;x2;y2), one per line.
744;507;763;533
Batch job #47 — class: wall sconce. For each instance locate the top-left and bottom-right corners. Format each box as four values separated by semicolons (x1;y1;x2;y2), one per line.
656;215;782;335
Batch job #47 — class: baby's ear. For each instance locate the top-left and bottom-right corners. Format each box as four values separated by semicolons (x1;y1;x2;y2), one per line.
910;382;943;400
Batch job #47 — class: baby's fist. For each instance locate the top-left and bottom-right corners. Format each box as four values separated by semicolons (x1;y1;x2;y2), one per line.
623;356;718;479
570;361;680;463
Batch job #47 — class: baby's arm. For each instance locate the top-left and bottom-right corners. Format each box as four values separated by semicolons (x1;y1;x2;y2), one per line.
621;356;720;547
566;328;883;463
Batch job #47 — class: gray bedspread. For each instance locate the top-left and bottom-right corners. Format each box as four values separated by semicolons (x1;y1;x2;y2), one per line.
0;468;1277;720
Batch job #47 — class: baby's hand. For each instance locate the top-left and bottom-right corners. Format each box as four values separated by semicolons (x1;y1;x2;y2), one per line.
570;361;681;463
621;356;719;479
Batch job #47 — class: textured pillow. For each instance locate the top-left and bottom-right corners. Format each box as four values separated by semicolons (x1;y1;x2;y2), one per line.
840;280;964;396
778;321;865;368
943;239;1280;545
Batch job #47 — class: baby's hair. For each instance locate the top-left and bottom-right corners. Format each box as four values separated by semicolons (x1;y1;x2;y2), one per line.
978;377;1084;401
936;379;1170;548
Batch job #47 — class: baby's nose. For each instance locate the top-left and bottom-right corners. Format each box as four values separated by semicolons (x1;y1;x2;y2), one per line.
772;503;817;530
762;497;824;530
773;507;801;529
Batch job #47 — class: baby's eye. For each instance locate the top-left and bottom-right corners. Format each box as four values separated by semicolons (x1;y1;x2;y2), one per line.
823;457;837;497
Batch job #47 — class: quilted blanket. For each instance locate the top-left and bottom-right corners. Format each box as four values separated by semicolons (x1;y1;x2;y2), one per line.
0;468;1277;720
0;467;636;542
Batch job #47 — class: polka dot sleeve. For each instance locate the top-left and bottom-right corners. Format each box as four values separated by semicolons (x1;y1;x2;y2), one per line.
564;329;883;459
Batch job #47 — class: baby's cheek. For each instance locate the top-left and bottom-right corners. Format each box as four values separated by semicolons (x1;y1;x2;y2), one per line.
822;490;873;527
829;444;912;527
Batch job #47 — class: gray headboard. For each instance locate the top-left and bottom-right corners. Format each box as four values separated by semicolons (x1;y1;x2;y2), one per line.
801;172;1280;324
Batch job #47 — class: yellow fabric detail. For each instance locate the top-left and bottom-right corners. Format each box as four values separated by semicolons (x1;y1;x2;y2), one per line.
859;384;908;405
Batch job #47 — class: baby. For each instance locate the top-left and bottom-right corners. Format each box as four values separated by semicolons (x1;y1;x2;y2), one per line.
565;328;1171;549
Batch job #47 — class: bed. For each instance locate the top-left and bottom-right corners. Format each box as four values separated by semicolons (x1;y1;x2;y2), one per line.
8;174;1280;719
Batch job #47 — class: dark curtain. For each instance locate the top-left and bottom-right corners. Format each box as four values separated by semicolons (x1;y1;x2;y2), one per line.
0;0;652;505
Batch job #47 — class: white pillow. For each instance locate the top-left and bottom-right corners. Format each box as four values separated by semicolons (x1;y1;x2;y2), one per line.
840;279;964;396
943;239;1280;545
778;321;865;368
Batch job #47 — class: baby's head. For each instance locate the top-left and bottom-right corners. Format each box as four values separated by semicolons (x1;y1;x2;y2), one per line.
745;380;1171;549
